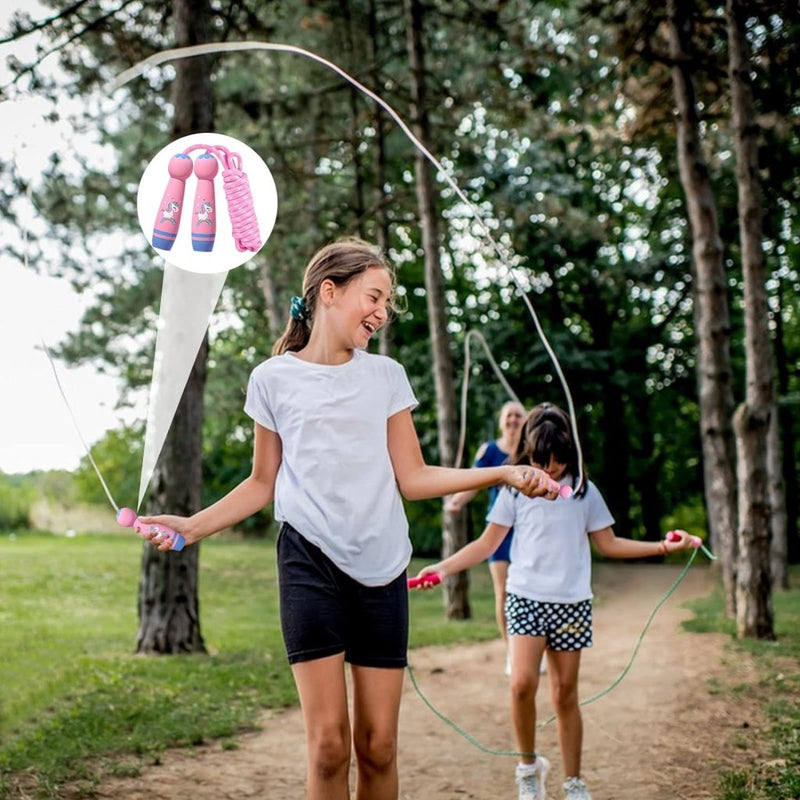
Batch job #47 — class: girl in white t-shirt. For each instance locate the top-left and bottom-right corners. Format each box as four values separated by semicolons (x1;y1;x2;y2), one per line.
139;238;553;800
414;403;695;800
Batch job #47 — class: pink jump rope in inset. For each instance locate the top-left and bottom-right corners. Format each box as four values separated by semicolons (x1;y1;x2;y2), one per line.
116;507;185;551
152;143;262;254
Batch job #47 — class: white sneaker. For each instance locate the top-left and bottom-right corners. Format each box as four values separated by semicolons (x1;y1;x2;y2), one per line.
515;756;550;800
562;776;591;800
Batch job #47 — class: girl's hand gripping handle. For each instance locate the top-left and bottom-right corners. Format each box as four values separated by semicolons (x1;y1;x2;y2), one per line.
407;572;442;590
152;154;193;251
545;475;573;499
117;507;185;551
666;529;703;548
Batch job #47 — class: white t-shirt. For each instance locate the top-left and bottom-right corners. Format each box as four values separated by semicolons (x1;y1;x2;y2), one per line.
488;479;614;603
244;349;418;586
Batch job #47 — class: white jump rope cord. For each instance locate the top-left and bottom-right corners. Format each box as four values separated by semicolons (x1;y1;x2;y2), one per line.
18;178;120;513
109;41;586;488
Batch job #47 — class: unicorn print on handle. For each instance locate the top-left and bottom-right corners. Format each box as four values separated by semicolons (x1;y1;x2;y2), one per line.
195;200;214;226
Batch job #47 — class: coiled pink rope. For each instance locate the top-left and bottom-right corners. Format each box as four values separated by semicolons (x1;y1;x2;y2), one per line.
183;143;262;252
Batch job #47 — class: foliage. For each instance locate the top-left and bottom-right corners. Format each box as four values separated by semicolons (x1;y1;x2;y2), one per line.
0;476;36;529
0;470;85;529
71;425;143;508
0;0;797;559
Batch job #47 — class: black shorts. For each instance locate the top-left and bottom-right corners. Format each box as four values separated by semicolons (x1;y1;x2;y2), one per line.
276;523;409;668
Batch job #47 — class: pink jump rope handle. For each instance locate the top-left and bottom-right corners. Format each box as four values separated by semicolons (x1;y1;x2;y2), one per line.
407;573;442;590
191;153;218;252
152;154;193;251
116;507;185;551
545;476;573;499
666;530;702;548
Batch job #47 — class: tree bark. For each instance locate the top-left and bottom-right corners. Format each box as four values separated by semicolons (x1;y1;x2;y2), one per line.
367;0;394;357
136;0;214;654
772;275;797;578
259;259;284;341
404;0;470;619
767;407;787;589
667;0;738;614
727;0;775;639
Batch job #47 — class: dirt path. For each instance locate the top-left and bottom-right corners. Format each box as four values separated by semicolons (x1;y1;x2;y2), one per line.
94;563;764;800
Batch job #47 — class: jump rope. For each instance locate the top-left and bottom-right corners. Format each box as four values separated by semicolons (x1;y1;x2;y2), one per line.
151;142;262;254
35;41;716;757
406;330;715;752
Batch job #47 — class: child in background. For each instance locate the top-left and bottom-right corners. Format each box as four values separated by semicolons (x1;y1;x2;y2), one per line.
414;402;695;800
139;238;554;800
445;401;527;672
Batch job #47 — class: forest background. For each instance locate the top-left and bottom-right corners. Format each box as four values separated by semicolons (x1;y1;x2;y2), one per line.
0;0;798;635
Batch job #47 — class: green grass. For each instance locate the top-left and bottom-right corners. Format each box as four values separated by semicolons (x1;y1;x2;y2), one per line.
682;568;800;800
0;531;499;799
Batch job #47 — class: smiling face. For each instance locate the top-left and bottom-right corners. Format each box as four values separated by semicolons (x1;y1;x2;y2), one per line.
499;402;525;437
326;266;392;350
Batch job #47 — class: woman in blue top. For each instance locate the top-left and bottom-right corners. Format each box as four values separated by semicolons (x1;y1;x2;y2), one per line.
445;401;525;657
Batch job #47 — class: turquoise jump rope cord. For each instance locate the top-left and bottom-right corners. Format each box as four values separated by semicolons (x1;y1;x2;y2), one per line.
407;545;715;758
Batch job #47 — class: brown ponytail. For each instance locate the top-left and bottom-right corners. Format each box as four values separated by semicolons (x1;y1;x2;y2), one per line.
272;316;311;355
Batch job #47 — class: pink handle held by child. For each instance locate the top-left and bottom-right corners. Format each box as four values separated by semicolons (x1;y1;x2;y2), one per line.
407;573;442;590
666;529;702;547
116;507;185;551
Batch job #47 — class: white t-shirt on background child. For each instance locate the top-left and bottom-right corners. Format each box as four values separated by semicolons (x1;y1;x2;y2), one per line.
488;479;614;604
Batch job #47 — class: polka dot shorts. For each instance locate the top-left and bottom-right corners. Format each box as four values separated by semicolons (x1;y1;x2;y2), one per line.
505;592;593;651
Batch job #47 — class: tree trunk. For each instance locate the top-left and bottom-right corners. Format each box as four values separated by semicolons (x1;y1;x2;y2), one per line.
136;0;214;654
767;407;787;589
728;0;775;639
770;277;800;568
367;0;394;357
404;0;470;619
259;259;284;341
772;275;795;582
667;0;738;614
602;375;631;539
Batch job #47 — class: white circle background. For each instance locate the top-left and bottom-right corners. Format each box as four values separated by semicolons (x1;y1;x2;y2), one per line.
137;132;278;274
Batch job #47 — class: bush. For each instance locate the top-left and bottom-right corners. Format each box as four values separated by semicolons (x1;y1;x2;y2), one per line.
0;479;36;529
660;495;708;541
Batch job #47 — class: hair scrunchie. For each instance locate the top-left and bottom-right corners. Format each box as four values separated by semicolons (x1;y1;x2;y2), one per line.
290;295;307;322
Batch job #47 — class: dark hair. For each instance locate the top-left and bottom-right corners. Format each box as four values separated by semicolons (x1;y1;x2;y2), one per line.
272;237;395;355
511;403;587;497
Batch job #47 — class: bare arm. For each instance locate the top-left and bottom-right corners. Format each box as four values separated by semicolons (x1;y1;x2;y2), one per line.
444;443;489;512
589;527;695;558
139;423;282;549
387;409;549;500
444;488;479;512
416;523;511;581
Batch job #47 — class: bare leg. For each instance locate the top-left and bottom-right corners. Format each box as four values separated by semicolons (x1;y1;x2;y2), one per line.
547;649;583;778
292;653;351;800
488;560;510;642
351;665;405;800
508;633;547;764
